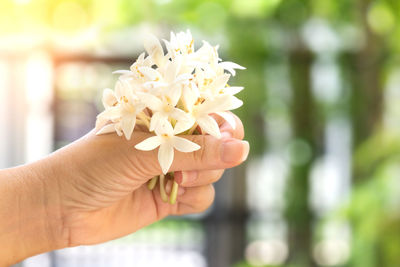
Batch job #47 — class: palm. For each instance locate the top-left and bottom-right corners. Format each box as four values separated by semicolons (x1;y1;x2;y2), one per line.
64;183;175;247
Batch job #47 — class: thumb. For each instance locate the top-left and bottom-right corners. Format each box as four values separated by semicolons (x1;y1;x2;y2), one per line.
130;133;249;178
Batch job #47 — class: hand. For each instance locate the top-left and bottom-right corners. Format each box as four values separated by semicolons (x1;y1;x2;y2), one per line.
0;113;248;265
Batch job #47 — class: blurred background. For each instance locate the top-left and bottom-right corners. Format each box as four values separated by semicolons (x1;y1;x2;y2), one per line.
2;0;400;266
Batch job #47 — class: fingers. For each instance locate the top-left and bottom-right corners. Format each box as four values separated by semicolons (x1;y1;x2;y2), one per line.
174;169;224;187
149;183;215;218
129;133;249;178
174;184;215;215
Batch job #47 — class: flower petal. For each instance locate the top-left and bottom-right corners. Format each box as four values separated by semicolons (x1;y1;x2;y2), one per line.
112;70;132;75
197;115;221;139
158;143;174;174
150;112;168;132
210;74;230;92
121;116;136;140
215;111;236;129
165;55;182;83
102;88;117;108
96;124;116;135
174;117;196;135
170;107;189;121
230;96;243;110
138;67;161;81
198;95;232;115
219;61;246;76
172;136;201;152
135;136;161;151
97;107;121;121
154;121;174;137
140;93;163;111
227;86;244;95
167;85;182;106
143;34;164;61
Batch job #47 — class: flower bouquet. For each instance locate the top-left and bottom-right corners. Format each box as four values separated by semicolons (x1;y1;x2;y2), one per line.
95;30;245;204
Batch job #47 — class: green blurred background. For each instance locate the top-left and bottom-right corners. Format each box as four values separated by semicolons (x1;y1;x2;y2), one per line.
1;0;400;266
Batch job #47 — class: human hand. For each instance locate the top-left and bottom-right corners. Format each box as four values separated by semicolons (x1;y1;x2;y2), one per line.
0;113;247;265
0;113;248;265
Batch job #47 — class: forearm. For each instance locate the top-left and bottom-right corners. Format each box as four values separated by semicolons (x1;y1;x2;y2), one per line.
0;160;67;265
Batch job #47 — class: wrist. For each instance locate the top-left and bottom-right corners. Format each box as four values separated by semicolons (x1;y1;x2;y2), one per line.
0;159;68;265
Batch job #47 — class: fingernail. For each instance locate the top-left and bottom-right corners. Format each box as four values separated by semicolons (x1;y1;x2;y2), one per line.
181;171;198;185
221;139;250;163
174;171;183;184
165;180;172;194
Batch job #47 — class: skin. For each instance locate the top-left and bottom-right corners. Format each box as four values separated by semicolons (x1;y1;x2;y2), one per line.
0;113;248;266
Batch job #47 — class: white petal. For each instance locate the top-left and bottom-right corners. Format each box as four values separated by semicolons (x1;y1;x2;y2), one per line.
138;67;161;81
102;88;117;108
158;143;174;174
175;73;192;83
121;116;136;140
219;61;246;70
162;39;173;57
135;136;161;151
95;112;110;130
172;136;201;152
112;70;132;75
154;121;174;137
115;123;123;136
198;95;232;115
197;115;221;139
165;55;182;83
140;93;163;111
182;85;198;111
210;74;230;91
114;80;125;99
170;108;190;122
230;96;243;110
167;85;182;106
96;124;116;135
143;81;169;89
150;112;168;132
219;61;245;76
215;111;236;129
173;117;196;135
144;34;164;59
228;86;244;95
97;107;121;121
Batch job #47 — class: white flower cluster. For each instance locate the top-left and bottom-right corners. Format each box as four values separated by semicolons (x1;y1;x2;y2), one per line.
96;30;245;175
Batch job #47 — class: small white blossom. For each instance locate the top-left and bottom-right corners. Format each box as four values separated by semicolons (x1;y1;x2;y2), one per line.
135;123;200;174
95;30;245;173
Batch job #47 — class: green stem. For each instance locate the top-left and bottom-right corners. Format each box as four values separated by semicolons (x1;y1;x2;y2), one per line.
137;112;150;129
147;176;158;190
169;181;179;205
159;174;168;202
188;123;198;135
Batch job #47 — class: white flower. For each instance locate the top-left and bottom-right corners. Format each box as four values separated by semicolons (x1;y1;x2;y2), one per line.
96;80;145;140
95;29;245;178
176;92;243;138
144;34;166;68
135;123;200;174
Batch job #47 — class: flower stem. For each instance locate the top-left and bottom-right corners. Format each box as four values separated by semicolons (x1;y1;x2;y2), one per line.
188;123;198;135
147;176;158;190
159;174;168;202
169;181;179;205
137;112;150;129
